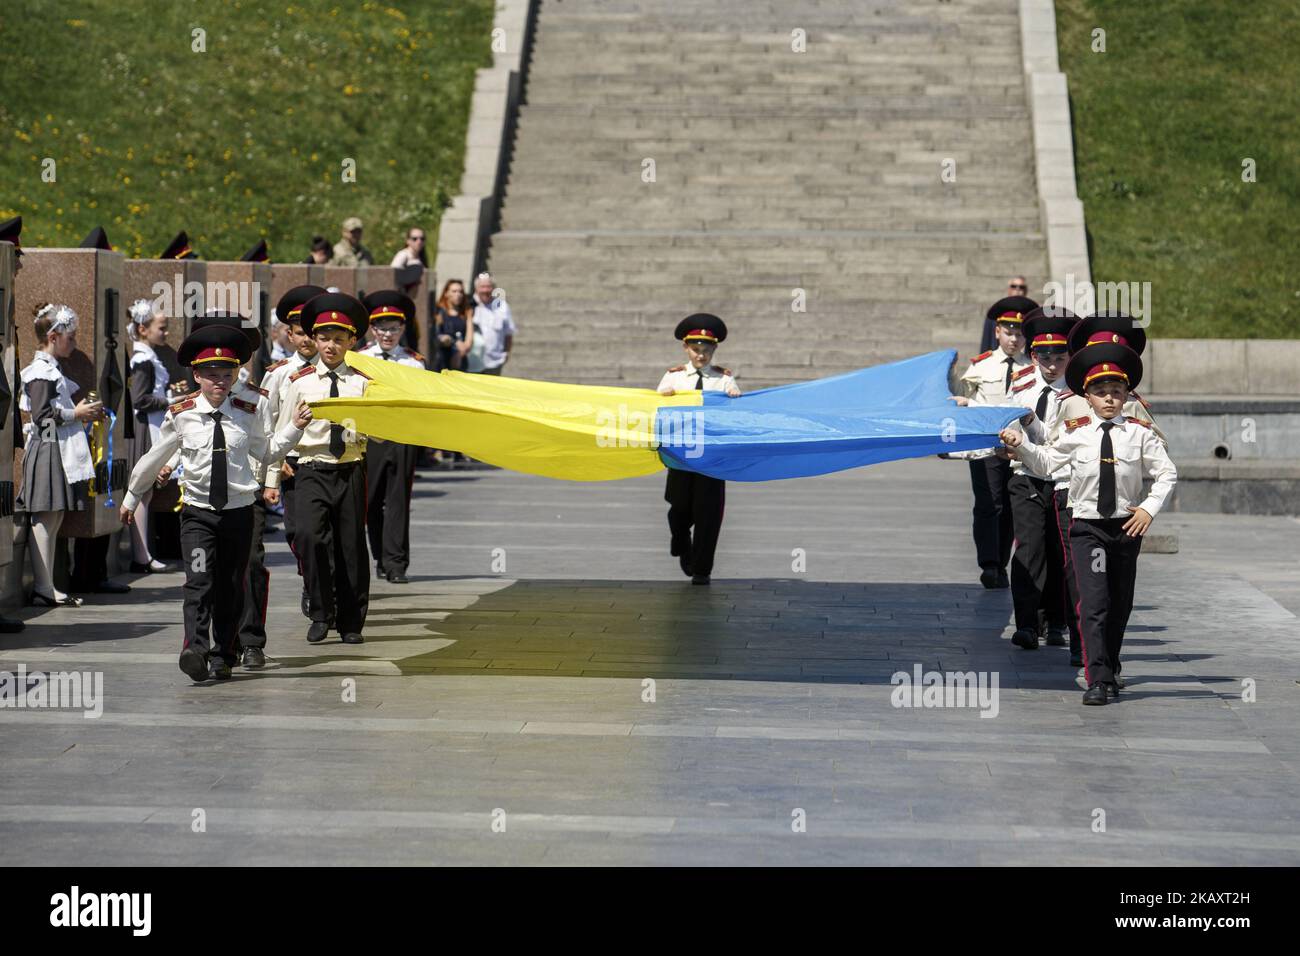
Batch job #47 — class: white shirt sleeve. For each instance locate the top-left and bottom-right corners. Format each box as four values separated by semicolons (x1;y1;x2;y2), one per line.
1136;426;1178;518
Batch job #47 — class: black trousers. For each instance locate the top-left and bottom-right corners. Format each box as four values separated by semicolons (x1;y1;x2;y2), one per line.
1051;489;1082;658
968;457;1012;571
1068;517;1142;687
180;504;253;665
238;501;268;650
281;458;301;574
70;535;111;591
665;470;725;577
1008;472;1060;631
366;440;417;574
295;461;369;634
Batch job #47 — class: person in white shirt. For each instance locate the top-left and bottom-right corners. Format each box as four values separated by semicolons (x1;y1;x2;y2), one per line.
656;314;741;586
359;290;425;583
1000;309;1075;652
276;293;373;645
120;323;311;682
1000;344;1177;706
951;295;1036;589
469;272;514;374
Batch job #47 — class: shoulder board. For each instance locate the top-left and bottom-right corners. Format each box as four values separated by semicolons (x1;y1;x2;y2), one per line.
1057;389;1074;399
1010;379;1036;393
290;365;316;381
717;367;732;376
970;350;993;364
231;397;259;414
264;358;289;373
1065;416;1091;431
1128;417;1152;428
669;365;686;372
407;350;424;362
169;398;195;415
247;384;268;397
1012;365;1036;380
1132;391;1151;409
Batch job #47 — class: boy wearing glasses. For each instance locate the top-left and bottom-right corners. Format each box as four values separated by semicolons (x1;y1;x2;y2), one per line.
359;290;424;583
1000;309;1075;651
981;277;1030;352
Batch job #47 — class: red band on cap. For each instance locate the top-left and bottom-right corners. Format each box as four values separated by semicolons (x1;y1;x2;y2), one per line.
998;312;1023;323
1084;362;1129;387
684;329;718;342
171;245;192;259
191;346;241;366
314;310;357;333
1087;331;1128;347
369;307;406;321
1031;334;1068;347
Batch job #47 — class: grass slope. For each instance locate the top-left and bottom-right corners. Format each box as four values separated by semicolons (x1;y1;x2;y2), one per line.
2;0;493;261
1056;0;1300;338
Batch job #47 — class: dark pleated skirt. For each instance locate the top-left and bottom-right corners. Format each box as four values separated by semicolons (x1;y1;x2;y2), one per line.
16;434;89;514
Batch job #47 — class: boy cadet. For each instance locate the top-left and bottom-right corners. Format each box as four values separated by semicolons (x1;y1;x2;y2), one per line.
120;324;312;682
1049;312;1168;667
656;313;741;586
262;285;325;615
952;295;1036;589
277;292;372;644
1002;308;1075;651
358;290;424;583
1000;344;1177;705
184;312;277;669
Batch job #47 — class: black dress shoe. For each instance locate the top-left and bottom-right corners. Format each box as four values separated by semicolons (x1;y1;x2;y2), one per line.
995;569;1010;588
1106;682;1119;699
341;632;364;644
129;561;173;574
386;570;409;584
241;647;266;669
31;591;83;607
306;622;330;643
1082;683;1109;706
1044;625;1068;647
979;567;998;589
178;646;208;682
1011;627;1040;650
679;554;692;577
691;574;710;586
208;657;233;680
0;615;25;633
376;563;388;578
94;580;131;594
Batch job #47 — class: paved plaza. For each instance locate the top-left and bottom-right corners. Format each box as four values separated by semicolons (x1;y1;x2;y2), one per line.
2;458;1299;865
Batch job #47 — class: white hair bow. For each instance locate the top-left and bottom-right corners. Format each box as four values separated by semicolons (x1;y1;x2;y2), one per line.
129;298;156;326
37;303;79;335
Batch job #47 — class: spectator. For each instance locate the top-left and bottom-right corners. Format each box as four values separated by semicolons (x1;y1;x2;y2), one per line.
330;217;374;267
981;276;1029;353
432;278;475;371
390;227;428;269
269;313;292;361
304;236;332;265
468;272;514;375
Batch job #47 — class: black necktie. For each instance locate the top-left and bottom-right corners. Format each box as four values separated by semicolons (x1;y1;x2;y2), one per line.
381;351;392;361
1098;422;1117;517
327;371;346;458
1034;385;1051;422
1004;356;1015;391
210;411;228;511
694;370;704;390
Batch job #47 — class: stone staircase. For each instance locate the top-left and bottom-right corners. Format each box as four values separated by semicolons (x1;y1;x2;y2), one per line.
486;0;1048;389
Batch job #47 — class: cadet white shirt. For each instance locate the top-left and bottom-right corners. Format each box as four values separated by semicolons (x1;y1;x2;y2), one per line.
1049;392;1167;492
1016;414;1177;519
947;347;1031;461
260;353;316;488
657;363;737;394
124;391;303;513
359;341;424;370
1007;366;1067;479
277;358;370;465
163;378;270;481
